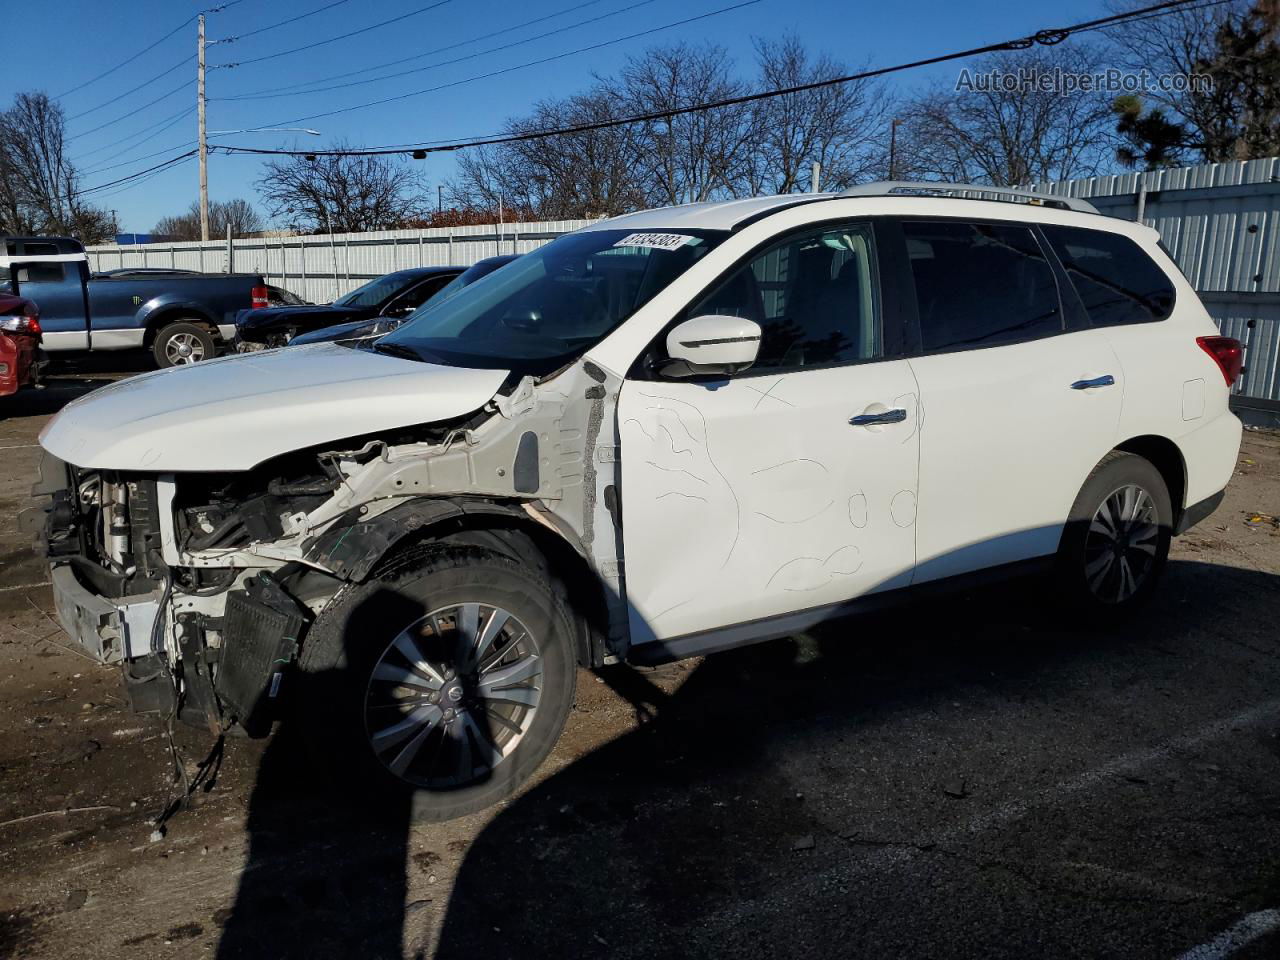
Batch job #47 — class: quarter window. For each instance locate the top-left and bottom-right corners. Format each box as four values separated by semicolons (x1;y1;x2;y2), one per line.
903;221;1062;351
1041;225;1175;326
686;222;880;371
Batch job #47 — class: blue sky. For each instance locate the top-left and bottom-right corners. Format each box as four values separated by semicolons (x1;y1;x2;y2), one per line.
8;0;1114;231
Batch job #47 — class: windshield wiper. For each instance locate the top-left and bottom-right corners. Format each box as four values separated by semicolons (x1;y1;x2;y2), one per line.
373;341;426;362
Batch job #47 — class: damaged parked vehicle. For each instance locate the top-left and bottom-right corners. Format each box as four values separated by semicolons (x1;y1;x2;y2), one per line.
26;184;1243;820
235;266;462;350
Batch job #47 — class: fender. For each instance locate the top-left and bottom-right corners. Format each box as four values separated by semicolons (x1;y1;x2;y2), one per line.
137;296;218;331
302;496;590;582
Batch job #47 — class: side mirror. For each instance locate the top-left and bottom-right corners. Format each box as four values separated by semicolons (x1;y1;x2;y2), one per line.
382;303;414;319
659;314;761;378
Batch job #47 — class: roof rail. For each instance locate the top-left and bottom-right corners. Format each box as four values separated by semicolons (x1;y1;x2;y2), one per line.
839;181;1099;215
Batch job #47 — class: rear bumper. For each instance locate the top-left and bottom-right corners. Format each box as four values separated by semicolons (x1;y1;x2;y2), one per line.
1176;490;1225;535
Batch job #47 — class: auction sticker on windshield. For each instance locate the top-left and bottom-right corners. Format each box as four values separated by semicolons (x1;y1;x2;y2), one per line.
613;233;698;251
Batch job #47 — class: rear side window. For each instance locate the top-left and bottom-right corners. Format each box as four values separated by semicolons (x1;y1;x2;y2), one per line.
1042;225;1175;326
17;263;65;283
902;221;1062;352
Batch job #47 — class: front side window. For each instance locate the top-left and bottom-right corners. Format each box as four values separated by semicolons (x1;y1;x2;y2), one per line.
684;222;880;371
903;220;1062;352
379;229;725;373
1042;225;1175;326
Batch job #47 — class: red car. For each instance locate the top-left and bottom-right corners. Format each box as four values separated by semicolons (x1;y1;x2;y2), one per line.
0;292;44;397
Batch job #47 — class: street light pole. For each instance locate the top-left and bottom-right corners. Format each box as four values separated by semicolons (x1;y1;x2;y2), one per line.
198;15;209;242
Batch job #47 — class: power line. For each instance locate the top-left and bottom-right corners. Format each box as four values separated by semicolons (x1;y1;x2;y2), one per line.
211;0;453;70
67;78;191;142
72;151;199;200
65;55;192;123
220;0;661;102
212;0;355;43
80;140;198;178
75;106;194;161
218;0;634;100
82;0;1213;208
53;0;243;100
216;0;1214;159
219;0;763;127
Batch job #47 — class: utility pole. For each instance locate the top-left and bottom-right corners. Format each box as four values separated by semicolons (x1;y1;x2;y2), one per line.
888;118;900;181
198;15;210;242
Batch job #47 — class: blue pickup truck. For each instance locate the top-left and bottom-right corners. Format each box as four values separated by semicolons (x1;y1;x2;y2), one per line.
1;236;268;367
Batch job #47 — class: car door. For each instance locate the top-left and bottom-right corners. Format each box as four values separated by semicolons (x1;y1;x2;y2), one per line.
896;218;1125;584
617;220;920;646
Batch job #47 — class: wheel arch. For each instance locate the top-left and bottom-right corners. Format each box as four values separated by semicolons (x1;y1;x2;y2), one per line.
141;306;219;346
1114;434;1187;525
304;497;612;668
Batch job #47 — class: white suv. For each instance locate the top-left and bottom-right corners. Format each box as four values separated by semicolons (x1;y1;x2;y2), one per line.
28;183;1244;820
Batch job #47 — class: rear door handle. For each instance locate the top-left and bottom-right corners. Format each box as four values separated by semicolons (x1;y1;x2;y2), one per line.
1070;375;1115;390
850;408;908;426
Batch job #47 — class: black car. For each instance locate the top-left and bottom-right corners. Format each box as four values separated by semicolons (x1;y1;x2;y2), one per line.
235;266;462;349
287;255;520;348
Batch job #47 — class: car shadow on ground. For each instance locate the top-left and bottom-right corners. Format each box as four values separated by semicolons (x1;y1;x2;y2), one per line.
210;558;1280;959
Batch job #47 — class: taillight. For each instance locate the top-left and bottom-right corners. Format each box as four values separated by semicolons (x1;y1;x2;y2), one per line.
1196;335;1243;386
23;302;40;335
251;285;269;309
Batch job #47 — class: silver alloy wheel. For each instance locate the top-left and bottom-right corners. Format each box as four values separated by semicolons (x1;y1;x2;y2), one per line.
165;331;206;365
363;602;543;788
1083;483;1160;603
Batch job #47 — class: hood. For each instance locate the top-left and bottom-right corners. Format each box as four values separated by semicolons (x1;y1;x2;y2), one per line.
40;343;509;472
236;304;367;336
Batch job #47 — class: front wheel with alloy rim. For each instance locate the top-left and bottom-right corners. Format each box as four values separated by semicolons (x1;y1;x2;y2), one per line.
294;544;577;822
1056;450;1173;616
153;321;216;367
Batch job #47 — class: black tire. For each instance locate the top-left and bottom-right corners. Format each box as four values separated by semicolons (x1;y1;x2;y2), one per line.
152;321;216;368
1055;450;1172;617
294;544;577;822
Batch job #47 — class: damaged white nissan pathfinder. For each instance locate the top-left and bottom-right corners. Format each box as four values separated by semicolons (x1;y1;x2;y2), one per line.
26;184;1244;820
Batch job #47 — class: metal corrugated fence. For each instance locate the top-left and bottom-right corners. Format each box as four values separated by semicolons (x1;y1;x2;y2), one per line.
88;159;1280;402
85;219;599;306
1037;158;1280;405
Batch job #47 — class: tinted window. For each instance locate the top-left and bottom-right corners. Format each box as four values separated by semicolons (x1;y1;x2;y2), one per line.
687;222;879;371
1042;225;1175;326
381;229;725;373
17;264;65;283
21;242;59;256
903;221;1062;351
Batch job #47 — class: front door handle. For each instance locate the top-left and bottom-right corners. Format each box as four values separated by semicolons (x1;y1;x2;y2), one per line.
1070;375;1116;390
850;408;908;426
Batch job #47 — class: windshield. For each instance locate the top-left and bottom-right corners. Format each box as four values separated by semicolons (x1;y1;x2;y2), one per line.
334;271;419;308
377;229;725;373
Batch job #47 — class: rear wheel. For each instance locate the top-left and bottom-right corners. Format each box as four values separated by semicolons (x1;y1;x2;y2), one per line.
294;544;577;822
1056;451;1172;616
153;321;215;367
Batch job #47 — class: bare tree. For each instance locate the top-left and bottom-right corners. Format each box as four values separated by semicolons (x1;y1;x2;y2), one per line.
0;91;112;241
451;86;646;219
154;198;262;240
1105;0;1250;163
749;35;889;193
256;145;428;233
615;43;757;205
895;46;1115;185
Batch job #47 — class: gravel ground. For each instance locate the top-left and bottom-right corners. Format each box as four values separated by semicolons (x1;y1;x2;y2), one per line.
1;364;1278;960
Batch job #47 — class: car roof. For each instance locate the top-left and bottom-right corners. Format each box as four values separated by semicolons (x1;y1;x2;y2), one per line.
579;183;1147;238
